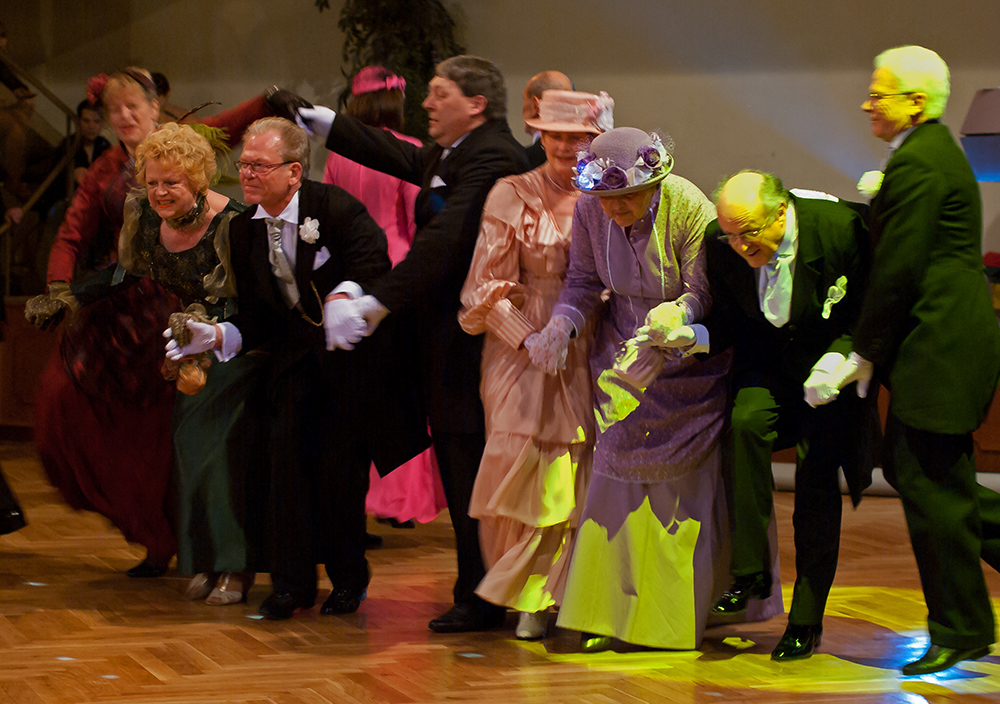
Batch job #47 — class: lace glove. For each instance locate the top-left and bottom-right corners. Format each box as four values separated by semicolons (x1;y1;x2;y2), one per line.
525;314;573;375
164;320;218;361
633;301;691;348
296;106;337;139
323;297;366;351
355;295;390;335
803;352;846;408
264;86;313;121
829;351;875;399
25;281;78;331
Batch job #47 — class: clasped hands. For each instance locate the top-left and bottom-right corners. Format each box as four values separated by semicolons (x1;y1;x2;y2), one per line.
802;351;874;407
632;301;697;350
321;295;388;350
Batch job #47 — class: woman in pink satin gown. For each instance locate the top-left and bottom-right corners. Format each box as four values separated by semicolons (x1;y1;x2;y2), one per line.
458;90;614;639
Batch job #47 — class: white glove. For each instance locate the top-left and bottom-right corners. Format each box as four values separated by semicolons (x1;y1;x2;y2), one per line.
829;351;875;398
803;352;845;407
526;315;573;375
164;321;218;361
634;324;698;349
323;297;366;351
633;302;692;348
296;106;337;138
355;294;389;335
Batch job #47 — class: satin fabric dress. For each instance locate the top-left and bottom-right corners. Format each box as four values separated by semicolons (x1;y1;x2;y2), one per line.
552;176;783;649
323;129;446;524
458;167;594;612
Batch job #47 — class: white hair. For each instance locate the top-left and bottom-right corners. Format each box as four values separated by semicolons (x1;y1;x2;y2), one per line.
874;45;950;120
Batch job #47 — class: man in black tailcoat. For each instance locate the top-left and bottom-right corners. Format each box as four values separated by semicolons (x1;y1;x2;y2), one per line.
298;55;529;632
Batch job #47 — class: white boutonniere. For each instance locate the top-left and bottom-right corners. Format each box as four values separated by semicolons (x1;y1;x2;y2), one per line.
857;170;884;198
822;275;848;319
299;217;320;244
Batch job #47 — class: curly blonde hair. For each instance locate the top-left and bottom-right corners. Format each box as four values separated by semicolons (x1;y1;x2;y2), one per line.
136;123;217;194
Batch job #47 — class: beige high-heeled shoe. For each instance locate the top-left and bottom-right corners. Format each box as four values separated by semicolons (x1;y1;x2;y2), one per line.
205;572;254;605
515;610;548;640
184;573;218;601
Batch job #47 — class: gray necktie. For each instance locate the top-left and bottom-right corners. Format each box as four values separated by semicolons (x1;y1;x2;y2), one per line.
266;217;300;308
761;254;792;327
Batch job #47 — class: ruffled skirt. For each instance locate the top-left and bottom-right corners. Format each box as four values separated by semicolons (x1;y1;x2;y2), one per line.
470;431;591;611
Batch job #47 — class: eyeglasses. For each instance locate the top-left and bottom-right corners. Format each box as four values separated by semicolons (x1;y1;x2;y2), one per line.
866;92;912;104
234;160;293;175
719;210;781;244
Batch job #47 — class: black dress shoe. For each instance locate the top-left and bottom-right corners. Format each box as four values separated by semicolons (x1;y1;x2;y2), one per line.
712;571;772;615
365;532;384;549
125;560;168;579
321;587;367;615
258;591;314;620
901;643;991;676
428;603;506;633
580;632;613;652
0;508;26;535
771;623;823;661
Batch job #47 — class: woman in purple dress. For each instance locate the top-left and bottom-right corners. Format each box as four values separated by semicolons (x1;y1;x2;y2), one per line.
529;127;782;651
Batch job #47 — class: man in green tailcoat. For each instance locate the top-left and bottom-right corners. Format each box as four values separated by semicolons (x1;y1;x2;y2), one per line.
829;45;1000;676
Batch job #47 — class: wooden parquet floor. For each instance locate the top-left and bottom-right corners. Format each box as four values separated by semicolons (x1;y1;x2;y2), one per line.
3;441;1000;704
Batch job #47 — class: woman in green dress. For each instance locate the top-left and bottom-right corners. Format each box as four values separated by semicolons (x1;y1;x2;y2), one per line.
117;123;265;604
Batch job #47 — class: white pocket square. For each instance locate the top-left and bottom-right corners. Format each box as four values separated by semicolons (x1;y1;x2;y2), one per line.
430;175;447;188
313;246;331;270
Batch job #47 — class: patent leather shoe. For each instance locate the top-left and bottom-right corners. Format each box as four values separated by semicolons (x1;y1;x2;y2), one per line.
126;559;168;579
428;603;506;633
365;532;384;549
321;586;367;614
771;623;823;661
580;632;612;652
901;644;991;676
0;507;26;535
258;591;313;620
711;571;772;614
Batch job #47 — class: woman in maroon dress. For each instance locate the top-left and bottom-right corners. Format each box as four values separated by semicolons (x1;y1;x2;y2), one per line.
26;68;304;577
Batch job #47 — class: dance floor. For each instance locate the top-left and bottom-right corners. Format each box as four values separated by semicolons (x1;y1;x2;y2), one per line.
2;440;999;704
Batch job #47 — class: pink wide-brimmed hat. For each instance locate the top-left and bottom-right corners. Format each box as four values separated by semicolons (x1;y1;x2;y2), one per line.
524;89;614;135
574;126;674;196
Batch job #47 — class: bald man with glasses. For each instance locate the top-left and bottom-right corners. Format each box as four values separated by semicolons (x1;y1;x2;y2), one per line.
691;170;878;661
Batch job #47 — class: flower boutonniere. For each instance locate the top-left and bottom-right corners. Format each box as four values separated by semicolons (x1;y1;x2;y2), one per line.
822;276;848;319
299;217;320;244
857;170;884;198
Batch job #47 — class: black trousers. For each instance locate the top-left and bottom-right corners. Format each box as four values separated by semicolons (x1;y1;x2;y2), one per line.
729;368;846;625
883;412;1000;649
431;431;488;607
266;350;371;603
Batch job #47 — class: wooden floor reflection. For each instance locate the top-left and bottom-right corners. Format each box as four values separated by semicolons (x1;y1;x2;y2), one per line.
2;441;999;703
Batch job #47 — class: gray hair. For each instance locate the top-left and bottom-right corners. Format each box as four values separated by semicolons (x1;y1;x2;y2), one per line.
436;55;507;121
244;116;310;173
874;45;950;120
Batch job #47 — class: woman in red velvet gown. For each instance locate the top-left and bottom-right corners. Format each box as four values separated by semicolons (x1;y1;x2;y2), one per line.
26;68;303;577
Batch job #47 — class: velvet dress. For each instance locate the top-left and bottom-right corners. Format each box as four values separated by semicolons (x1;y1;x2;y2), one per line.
323;129;446;525
458;167;594;612
34;97;271;566
552;175;783;649
116;193;266;576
